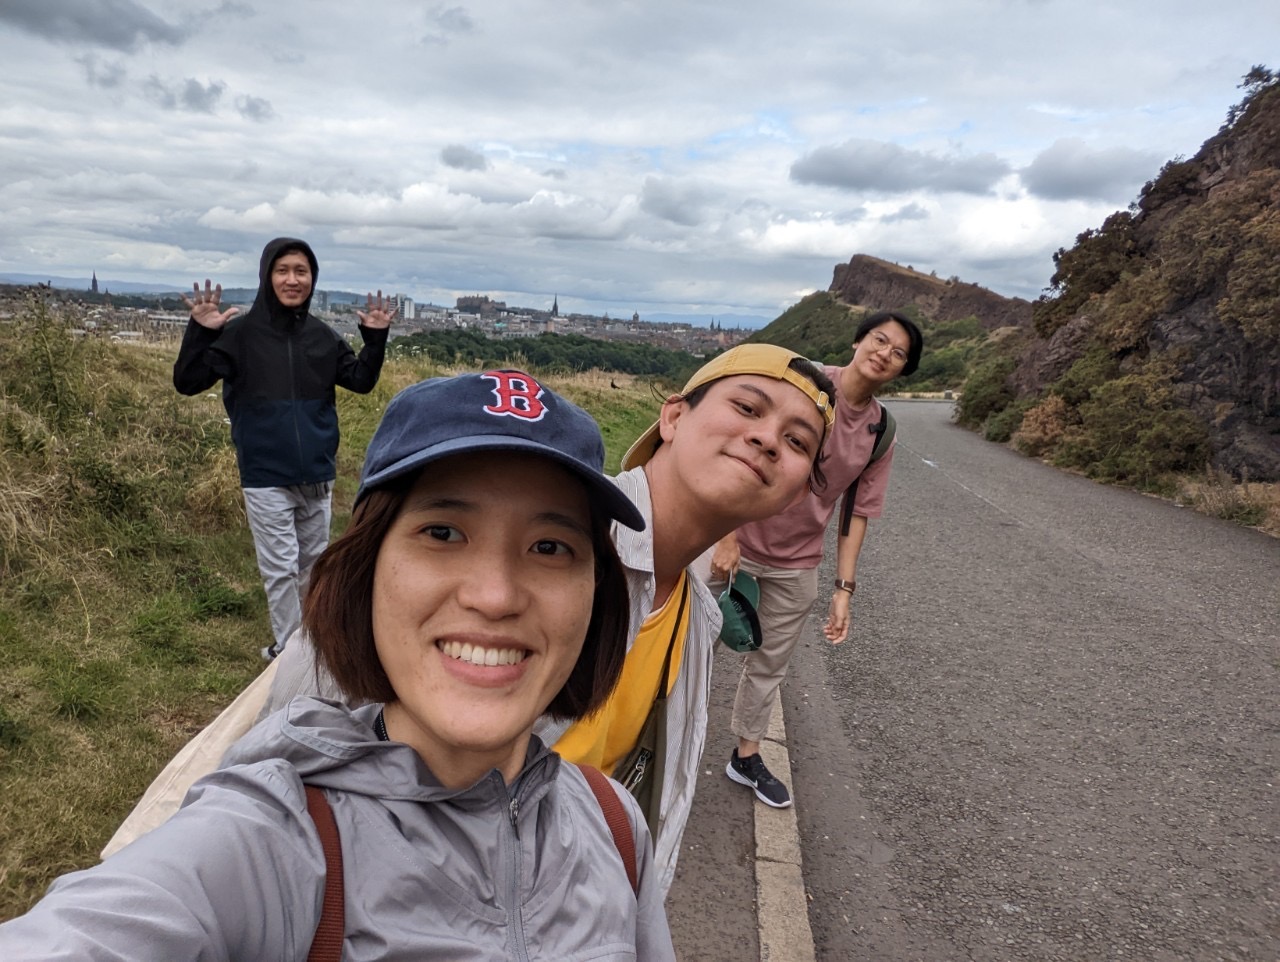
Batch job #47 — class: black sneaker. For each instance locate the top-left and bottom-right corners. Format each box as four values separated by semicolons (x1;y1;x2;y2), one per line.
726;749;793;808
260;643;281;663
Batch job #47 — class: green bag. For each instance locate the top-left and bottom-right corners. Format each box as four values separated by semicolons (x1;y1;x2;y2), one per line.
611;578;688;839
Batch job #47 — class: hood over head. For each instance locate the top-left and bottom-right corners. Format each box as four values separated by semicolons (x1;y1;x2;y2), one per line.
252;236;319;324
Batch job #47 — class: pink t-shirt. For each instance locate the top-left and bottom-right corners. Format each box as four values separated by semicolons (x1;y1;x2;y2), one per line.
736;363;895;570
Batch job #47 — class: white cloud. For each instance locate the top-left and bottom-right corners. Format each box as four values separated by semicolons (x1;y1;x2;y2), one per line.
792;139;1012;195
0;0;184;52
1021;138;1162;202
0;0;1276;314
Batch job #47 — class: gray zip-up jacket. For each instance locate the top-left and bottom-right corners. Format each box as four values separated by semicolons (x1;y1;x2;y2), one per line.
0;699;675;962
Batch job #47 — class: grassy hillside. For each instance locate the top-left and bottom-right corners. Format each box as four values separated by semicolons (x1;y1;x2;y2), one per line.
0;295;660;919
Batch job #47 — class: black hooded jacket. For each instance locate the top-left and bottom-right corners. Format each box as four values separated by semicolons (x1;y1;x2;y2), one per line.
173;237;387;487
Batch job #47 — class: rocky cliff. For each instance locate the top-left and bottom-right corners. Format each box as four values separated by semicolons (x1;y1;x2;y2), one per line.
829;254;1033;330
1014;70;1280;482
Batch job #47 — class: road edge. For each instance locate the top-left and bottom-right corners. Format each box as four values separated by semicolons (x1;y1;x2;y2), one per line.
755;698;817;962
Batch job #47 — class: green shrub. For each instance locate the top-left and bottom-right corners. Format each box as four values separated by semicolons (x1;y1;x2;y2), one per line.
1052;344;1121;406
928;315;983;349
984;398;1035;443
1095;271;1168;353
4;297;97;433
1053;371;1211;488
898;342;972;392
955;357;1015;427
1033;212;1136;338
1217;199;1280;346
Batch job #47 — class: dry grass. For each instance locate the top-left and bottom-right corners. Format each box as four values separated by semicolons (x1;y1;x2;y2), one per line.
1179;468;1280;536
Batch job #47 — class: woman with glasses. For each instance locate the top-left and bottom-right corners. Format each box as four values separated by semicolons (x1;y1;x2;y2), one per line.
709;310;924;809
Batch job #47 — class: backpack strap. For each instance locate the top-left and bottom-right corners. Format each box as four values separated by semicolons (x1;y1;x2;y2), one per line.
870;406;897;463
578;764;639;896
304;785;345;962
839;405;896;537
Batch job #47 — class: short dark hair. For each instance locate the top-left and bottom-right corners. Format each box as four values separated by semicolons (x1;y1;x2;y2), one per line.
682;356;834;490
303;469;631;721
854;311;924;377
272;244;314;271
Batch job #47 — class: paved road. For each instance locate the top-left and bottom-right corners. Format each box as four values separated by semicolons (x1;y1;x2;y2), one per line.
670;399;1278;961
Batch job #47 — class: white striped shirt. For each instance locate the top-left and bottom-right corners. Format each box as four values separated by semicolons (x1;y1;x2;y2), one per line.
537;468;722;898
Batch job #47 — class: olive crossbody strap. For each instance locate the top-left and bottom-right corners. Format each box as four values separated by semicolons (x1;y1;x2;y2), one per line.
301;765;641;959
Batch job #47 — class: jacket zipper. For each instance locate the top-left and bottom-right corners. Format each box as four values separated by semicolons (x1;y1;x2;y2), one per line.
506;792;532;961
286;335;305;478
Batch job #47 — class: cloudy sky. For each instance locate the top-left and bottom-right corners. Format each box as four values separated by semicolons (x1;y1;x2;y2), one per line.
1;0;1274;323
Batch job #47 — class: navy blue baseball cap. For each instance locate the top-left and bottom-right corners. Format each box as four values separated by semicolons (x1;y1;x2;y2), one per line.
356;370;645;532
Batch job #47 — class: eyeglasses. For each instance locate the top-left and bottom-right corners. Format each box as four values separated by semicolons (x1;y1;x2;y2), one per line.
866;330;909;365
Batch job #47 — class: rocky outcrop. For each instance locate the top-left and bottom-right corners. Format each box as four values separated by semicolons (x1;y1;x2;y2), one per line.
829;254;1033;330
1010;313;1096;397
1148;297;1280;481
1007;74;1280;482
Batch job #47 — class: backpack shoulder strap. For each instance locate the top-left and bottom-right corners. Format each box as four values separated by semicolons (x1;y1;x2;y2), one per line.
304;785;345;962
869;406;896;464
840;404;895;537
578;764;639;896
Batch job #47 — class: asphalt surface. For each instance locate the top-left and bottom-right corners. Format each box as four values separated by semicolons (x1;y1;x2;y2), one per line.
669;399;1278;961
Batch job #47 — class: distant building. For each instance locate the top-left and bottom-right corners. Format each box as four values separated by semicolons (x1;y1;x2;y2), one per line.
91;272;98;294
457;295;505;314
399;295;415;321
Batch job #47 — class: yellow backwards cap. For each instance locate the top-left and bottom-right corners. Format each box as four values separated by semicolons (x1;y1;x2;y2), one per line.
621;343;835;470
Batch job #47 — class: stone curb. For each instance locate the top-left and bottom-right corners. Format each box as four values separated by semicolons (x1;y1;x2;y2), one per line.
754;699;816;962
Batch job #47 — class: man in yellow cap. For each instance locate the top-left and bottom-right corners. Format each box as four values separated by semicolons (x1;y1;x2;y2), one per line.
545;344;835;892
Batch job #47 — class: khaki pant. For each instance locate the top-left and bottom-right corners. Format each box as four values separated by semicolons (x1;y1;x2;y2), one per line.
730;560;818;742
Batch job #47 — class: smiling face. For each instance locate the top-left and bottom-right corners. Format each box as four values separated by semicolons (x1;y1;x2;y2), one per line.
372;451;597;787
658;373;826;523
852;319;912;383
270;250;313;308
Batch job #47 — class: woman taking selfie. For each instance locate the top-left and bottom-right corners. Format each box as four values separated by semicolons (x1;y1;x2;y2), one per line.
0;371;674;961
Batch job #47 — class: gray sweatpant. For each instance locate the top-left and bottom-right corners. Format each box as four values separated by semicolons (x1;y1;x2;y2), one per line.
242;483;333;652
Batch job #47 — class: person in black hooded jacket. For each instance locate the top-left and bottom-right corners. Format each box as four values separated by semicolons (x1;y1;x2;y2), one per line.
173;237;395;661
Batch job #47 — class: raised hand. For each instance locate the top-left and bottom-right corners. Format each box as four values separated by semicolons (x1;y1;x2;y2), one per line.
181;280;239;330
356;290;398;329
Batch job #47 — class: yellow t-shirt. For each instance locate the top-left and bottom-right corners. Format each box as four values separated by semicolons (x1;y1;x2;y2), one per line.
554;572;690;773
